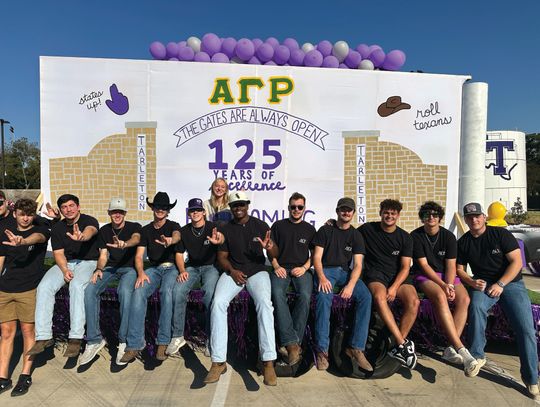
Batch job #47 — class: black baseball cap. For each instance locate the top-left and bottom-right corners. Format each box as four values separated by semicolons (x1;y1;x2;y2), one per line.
337;197;355;210
463;202;483;216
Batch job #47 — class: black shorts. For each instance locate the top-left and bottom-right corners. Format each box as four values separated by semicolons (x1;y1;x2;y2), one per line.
363;272;414;288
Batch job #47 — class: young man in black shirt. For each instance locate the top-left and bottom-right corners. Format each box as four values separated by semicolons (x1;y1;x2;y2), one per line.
79;198;142;366
27;194;99;359
204;191;278;386
168;198;223;356
312;197;372;372
457;202;539;399
359;199;419;370
411;201;477;375
0;199;50;396
270;192;315;365
120;192;181;363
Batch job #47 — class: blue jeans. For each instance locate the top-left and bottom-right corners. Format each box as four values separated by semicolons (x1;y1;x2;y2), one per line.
125;264;178;350
210;272;276;362
314;267;372;352
84;266;137;345
468;279;538;384
270;269;313;347
35;260;97;340
172;264;220;337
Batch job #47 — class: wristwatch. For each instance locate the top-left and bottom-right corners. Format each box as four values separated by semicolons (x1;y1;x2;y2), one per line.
496;280;505;288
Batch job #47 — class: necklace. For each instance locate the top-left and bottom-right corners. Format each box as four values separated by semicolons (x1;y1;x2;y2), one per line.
424;231;439;249
191;224;205;237
112;225;124;239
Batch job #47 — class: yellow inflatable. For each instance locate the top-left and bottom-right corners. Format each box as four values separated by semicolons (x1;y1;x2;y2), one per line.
487;201;508;227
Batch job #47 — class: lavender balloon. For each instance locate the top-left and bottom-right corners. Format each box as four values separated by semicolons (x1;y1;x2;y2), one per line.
168;57;179;61
265;61;277;65
201;33;222;56
149;41;167;60
211;52;230;63
368;44;382;53
322;55;339;68
194;51;211;62
301;42;315;53
317;40;333;57
339;63;348;69
274;45;290;65
178;40;187;48
166;42;179;59
382;49;406;71
256;43;274;62
304;49;323;67
332;41;349;62
289;49;305;66
248;56;261;65
252;38;263;49
283;38;299;51
221;37;237;58
344;50;362;68
187;36;201;53
178;46;195;61
235;38;255;61
368;49;386;67
356;44;370;59
265;37;279;49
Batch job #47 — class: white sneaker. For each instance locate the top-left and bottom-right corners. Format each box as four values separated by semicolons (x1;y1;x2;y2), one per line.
203;340;211;357
464;357;486;377
116;343;127;366
458;348;479;376
79;339;106;366
166;336;187;355
527;384;540;400
442;346;463;364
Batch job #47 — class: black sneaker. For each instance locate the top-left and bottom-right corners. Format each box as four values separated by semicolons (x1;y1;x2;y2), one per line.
11;375;31;397
388;339;417;370
0;378;13;394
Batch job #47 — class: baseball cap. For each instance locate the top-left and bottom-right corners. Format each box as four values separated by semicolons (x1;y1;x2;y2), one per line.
188;198;204;210
108;197;127;212
229;191;251;205
463;202;483;216
336;197;355;210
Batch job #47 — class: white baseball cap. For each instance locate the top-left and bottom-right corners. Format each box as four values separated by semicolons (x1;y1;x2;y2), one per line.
108;197;127;212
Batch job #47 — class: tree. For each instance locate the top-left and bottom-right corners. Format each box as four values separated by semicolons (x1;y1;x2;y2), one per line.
2;137;40;189
526;134;540;196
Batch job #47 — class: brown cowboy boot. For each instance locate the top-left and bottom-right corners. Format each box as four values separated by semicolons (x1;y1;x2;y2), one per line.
286;343;302;365
204;362;227;383
263;361;277;386
346;347;373;371
64;339;82;358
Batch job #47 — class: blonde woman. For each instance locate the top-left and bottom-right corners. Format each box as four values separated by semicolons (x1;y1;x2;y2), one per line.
203;178;232;223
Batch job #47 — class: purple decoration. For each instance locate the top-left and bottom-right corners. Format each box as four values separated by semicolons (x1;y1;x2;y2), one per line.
252;38;263;49
369;44;382;53
166;42;179;59
194;51;211;62
344;50;362;68
178;46;195;61
211;52;230;63
168;57;179;61
304;49;323;67
201;32;222;56
274;45;291;65
316;40;333;57
265;37;279;49
289;49;305;66
368;49;386;67
178;40;186;48
382;49;406;71
356;44;370;59
339;63;348;69
149;41;167;60
248;56;261;65
256;43;274;62
265;61;277;65
235;38;255;61
322;55;339;68
221;37;237;58
283;37;299;51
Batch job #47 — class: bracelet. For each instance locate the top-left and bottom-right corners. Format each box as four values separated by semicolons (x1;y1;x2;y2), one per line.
302;265;308;271
496;280;505;288
94;268;103;273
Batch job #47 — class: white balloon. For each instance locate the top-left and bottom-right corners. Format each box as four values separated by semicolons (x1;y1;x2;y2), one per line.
301;42;315;53
332;40;349;62
187;36;201;53
358;59;375;70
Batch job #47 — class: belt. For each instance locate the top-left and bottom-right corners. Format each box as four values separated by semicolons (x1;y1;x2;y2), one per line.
159;262;174;268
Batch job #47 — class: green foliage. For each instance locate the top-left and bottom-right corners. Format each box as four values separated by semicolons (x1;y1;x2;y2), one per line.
2;137;40;189
509;197;528;224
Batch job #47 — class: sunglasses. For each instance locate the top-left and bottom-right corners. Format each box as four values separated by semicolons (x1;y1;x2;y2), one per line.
422;211;440;219
188;208;204;213
0;200;4;206
230;202;247;208
289;205;305;211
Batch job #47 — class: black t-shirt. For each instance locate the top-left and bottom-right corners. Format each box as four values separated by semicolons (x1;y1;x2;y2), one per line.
271;219;316;269
218;216;269;277
0;225;51;292
457;226;521;282
312;224;365;271
98;221;142;268
51;213;100;260
139;219;181;266
359;222;413;281
176;221;219;267
411;226;457;275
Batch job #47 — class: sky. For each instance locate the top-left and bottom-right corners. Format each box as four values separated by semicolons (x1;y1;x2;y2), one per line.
1;1;539;146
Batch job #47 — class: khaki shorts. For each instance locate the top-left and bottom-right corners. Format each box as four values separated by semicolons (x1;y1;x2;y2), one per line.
0;289;37;323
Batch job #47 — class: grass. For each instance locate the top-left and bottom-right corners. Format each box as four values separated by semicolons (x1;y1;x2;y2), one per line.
506;210;540;226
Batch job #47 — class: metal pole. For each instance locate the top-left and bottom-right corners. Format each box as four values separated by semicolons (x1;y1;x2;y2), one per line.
0;119;8;189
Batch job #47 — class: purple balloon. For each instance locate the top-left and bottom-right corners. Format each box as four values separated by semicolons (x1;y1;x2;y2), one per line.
211;52;230;63
166;42;179;59
256;43;274;62
178;41;186;48
289;49;305;66
252;38;263;49
168;57;179;61
201;33;222;56
194;51;211;62
382;49;406;71
344;50;362;68
221;37;237;58
149;41;167;60
265;37;279;49
248;56;261;65
368;49;386;67
283;37;299;51
265;61;277;65
317;40;333;57
274;45;290;65
235;38;255;61
369;45;382;53
304;50;323;67
322;55;339;68
178;46;195;61
356;44;370;59
339;63;348;69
